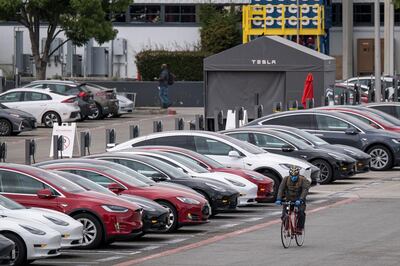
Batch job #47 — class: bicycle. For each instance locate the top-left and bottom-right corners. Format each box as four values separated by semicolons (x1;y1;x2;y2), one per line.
280;201;305;248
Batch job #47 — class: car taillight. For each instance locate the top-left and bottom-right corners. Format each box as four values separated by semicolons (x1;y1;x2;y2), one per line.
96;91;106;97
61;97;76;103
78;91;88;98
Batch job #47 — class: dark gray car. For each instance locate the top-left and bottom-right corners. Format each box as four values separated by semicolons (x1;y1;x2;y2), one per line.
247;110;400;171
0;103;36;136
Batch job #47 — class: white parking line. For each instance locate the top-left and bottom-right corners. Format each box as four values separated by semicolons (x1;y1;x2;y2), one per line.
311;199;328;204
267;211;282;216
218;223;240;228
96;256;125;262
139;245;162;251
163;238;188;244
240;217;264;222
35;261;98;265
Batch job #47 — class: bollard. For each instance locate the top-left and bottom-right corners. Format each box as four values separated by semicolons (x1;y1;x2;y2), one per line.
286;101;297;111
354;84;360;105
272;102;282;113
306;98;314;109
153;121;163;133
175;118;184;130
105;129;116;149
213;110;224;132
195;115;205;130
189;121;196;130
25;139;36;165
0;142;6;162
80;131;91;156
394;76;399;102
53;135;64;160
255;105;263;118
129;125;140;139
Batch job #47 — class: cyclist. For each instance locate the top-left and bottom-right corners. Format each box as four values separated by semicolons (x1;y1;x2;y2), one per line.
275;165;311;233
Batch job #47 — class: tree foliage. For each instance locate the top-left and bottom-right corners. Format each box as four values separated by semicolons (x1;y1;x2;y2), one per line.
0;0;130;79
199;4;241;54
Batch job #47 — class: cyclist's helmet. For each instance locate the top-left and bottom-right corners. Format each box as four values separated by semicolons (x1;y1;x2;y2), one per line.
289;165;300;177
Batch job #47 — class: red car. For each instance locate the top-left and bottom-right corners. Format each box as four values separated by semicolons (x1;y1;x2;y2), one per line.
318;107;400;133
133;146;275;202
39;162;210;232
0;164;143;249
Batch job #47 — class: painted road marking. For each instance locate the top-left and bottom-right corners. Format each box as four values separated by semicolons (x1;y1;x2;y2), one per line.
163;238;189;244
35;261;99;265
139;245;162;251
218;223;241;228
96;256;125;262
241;217;263;222
312;199;328;204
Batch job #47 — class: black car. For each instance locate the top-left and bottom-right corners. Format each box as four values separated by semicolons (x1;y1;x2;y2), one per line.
51;170;169;234
245;125;371;174
364;103;400;121
87;153;240;214
222;128;356;184
0;234;14;264
0;103;36;136
247;110;400;171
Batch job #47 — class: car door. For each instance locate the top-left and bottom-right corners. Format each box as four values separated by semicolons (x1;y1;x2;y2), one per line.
261;113;317;134
315;114;363;148
20;92;52;119
193;136;244;168
0;170;59;209
0;91;23;109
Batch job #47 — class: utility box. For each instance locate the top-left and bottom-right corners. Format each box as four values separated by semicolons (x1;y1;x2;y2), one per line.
113;38;127;56
72;55;83;77
41;38;64;58
22;54;34;76
91;47;109;77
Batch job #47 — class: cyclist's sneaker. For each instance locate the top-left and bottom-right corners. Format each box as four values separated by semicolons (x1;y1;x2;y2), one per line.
296;229;303;235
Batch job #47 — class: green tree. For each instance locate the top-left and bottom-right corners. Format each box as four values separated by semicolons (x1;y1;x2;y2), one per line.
0;0;130;79
199;4;241;54
394;0;400;9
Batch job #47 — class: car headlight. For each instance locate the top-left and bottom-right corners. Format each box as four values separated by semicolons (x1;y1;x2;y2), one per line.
44;215;70;226
279;164;303;170
205;182;226;192
245;172;265;181
225;178;246;187
19;224;46;235
176;197;200;205
10;113;21;118
101;205;129;213
392;139;400;144
343;149;357;156
328;152;345;161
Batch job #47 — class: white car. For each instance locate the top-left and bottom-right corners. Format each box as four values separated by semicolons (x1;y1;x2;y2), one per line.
0;195;83;249
117;94;134;116
108;131;321;192
120;150;258;206
0;88;81;127
0;216;61;265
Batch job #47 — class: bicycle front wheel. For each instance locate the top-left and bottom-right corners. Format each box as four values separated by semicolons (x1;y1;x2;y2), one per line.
281;218;291;248
295;227;305;246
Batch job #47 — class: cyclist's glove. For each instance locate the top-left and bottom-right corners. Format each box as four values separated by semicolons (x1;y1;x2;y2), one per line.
275;199;282;205
295;200;303;206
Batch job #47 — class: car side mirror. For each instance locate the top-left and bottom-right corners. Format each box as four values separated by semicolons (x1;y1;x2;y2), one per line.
345;127;358;135
107;183;126;194
228;150;241;158
281;144;295;152
151;173;168;182
37;189;55;199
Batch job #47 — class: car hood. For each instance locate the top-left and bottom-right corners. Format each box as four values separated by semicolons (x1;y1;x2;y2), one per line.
139;185;207;203
2;108;35;119
118;194;168;214
252;152;312;169
0;216;61;236
313;148;357;163
177;176;239;193
194;172;257;188
318;144;371;160
75;190;141;211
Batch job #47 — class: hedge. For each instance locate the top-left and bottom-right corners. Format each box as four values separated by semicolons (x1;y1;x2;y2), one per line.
135;50;210;81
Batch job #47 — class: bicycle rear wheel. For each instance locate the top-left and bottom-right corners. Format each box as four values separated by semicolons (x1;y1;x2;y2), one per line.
295;227;305;246
280;217;291;248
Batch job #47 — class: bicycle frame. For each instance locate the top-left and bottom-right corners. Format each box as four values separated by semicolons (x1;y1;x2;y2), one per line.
280;201;305;248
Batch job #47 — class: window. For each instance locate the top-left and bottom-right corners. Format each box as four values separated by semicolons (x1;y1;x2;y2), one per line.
120;160;168;179
0;170;46;194
371;105;395;116
264;114;315;130
130;5;161;23
153;136;196;150
194;136;236;156
253;133;288;149
72;170;115;187
353;3;373;26
227;133;250;143
45;84;68;94
316;115;352;131
24;92;51;101
165;5;196;23
341;112;381;129
331;3;342;27
0;92;23;102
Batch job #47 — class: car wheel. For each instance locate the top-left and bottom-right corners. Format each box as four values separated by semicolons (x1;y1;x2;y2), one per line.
262;171;280;201
367;145;393;171
2;232;27;266
73;213;103;249
156;201;178;233
0;119;12;136
42;111;61;128
311;159;333;184
88;104;103;120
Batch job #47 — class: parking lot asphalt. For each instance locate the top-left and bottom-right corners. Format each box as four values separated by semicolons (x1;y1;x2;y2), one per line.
31;169;400;266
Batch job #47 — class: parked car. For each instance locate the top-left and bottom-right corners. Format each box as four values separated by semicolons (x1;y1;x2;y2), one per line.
245;125;371;174
317;106;400;133
223;127;357;184
128;146;275;203
116;94;134;116
365;102;400;120
0;234;14;265
325;83;368;105
0;164;143;249
51;170;169;235
338;105;400;127
87;153;240;213
0;194;83;249
37;162;211;233
24;80;97;120
108;131;321;196
247;110;400;171
0;103;36;136
343;76;399;101
85;83;119;118
0;215;61;265
0;88;81;127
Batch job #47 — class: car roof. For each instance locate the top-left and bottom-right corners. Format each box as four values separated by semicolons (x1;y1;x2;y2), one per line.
2;87;65;95
365;102;400;106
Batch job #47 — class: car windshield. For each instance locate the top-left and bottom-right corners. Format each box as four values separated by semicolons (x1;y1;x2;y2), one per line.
279;128;328;146
33;170;86;193
0;195;25;210
104;163;156;185
152;152;209;174
363;107;400;126
215;134;265;154
53;171;116;196
136;156;191;179
273;132;313;150
103;168;150;187
166;150;224;169
0;103;8;109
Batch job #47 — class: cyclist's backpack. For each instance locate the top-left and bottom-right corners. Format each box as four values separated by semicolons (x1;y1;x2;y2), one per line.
168;72;175;85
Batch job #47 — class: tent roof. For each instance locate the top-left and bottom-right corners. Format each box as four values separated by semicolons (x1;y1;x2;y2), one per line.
204;36;336;72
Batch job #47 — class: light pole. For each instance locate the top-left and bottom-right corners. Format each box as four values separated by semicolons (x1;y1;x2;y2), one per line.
374;0;382;102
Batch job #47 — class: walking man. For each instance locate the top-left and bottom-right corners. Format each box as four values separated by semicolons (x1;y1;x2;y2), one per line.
158;64;171;108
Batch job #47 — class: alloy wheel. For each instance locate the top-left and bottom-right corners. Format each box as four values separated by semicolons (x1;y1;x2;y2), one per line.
369;148;389;170
88;107;100;120
44;113;59;127
0;119;11;136
78;218;97;246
